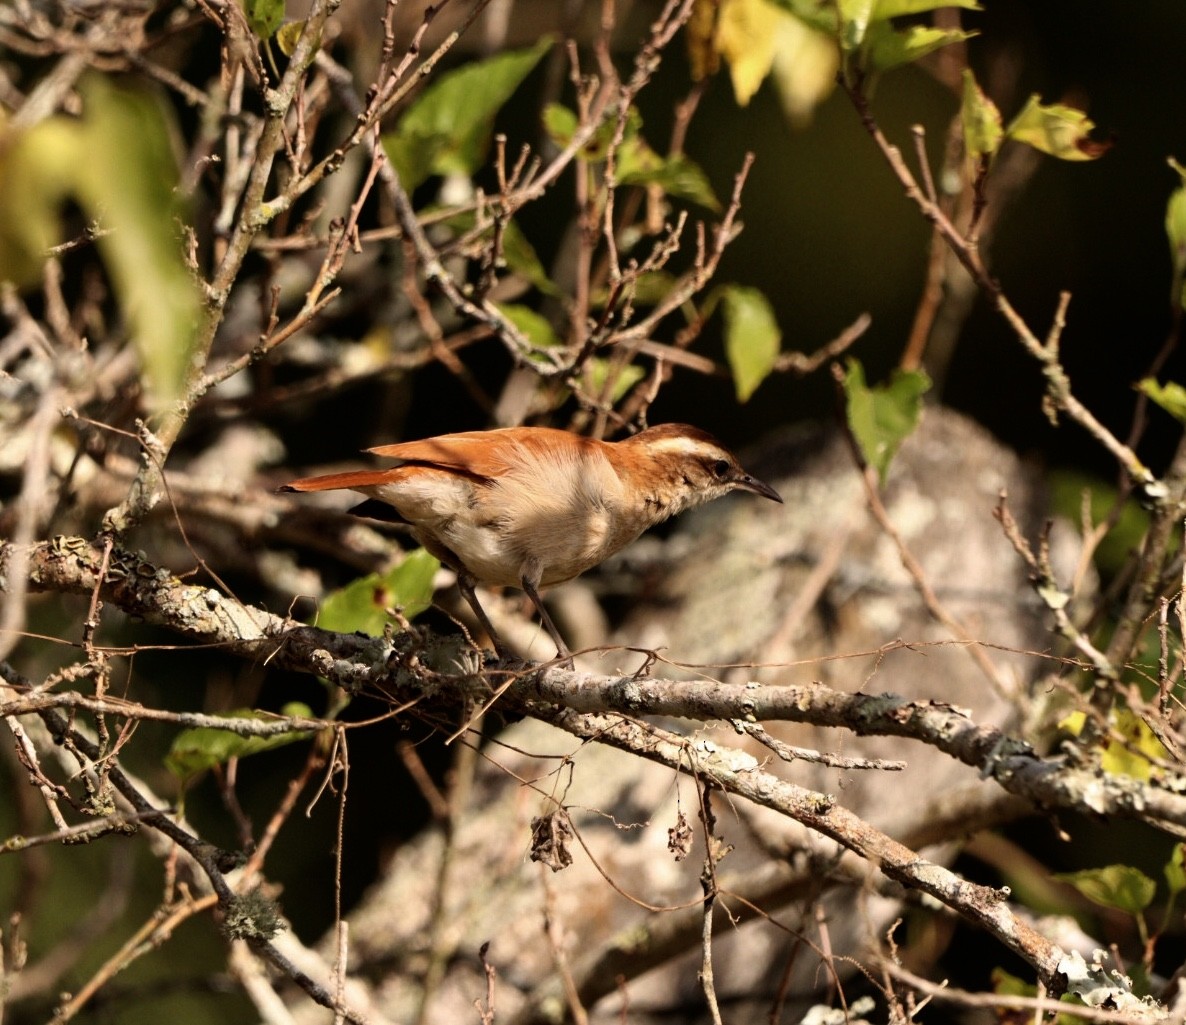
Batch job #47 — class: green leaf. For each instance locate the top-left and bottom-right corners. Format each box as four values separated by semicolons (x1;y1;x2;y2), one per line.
499;219;559;296
628;271;680;306
436;210;557;296
592;271;683;312
1138;378;1186;424
873;0;980;15
836;0;876;50
1006;95;1112;161
382;126;437;194
1165;844;1186;900
75;78;201;413
382;38;552;190
765;0;838;34
242;0;285;38
823;0;982;54
1167;158;1186;309
0;79;201;412
842;359;931;484
722;285;781;402
541;103;580;145
494;303;646;397
0;116;81;286
960;69;1002;161
315;549;440;637
542;106;719;210
1127;964;1155;1001
541;102;643;162
165;703;315;781
866;22;976;71
1049;470;1151;578
587;359;646;402
991;967;1035;999
496;304;561;347
1053;865;1156;915
617;146;721;211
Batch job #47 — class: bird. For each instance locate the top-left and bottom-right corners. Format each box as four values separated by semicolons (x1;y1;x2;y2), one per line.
279;423;782;659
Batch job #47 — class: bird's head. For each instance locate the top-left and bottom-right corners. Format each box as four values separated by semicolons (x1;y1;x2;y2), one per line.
618;424;782;515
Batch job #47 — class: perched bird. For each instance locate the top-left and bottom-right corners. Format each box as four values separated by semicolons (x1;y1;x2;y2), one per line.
279;423;782;658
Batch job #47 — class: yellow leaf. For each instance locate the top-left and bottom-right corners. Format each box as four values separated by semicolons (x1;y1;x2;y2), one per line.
0;116;81;285
275;19;309;57
0;78;200;412
768;11;840;127
74;77;201;412
716;0;780;107
961;68;1002;161
1006;95;1112;161
1100;710;1168;782
1062;709;1169;782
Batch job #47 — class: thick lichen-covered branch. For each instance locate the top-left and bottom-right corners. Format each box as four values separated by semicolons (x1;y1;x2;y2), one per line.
10;536;1186;835
4;533;1186;996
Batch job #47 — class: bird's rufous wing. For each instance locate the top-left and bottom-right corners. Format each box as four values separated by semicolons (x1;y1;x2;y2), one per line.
279;431;520;493
366;427;579;481
282;427;594;493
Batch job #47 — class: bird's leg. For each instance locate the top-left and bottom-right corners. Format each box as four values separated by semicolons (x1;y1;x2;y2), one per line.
456;573;510;659
521;577;572;664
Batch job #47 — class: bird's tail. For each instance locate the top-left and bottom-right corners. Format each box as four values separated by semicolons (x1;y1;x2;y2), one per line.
277;469;397;493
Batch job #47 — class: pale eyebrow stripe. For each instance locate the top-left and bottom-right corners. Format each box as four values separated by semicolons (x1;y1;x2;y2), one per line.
646;436;719;457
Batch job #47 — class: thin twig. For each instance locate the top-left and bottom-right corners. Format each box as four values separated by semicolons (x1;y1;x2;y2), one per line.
733;720;906;771
831;365;1015;701
840;76;1157;495
884;962;1157;1024
697;783;724;1025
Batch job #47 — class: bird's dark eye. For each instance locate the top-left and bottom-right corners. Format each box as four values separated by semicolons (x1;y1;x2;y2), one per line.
712;459;730;478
